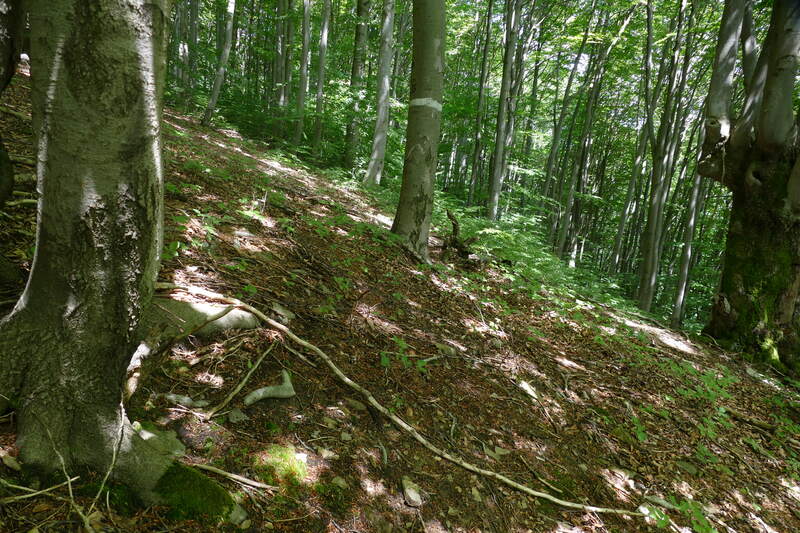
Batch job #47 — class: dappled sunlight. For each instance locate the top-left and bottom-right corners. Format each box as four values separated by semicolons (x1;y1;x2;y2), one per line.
353;303;403;335
360;476;388;497
555;356;587;372
600;468;635;502
781;478;800;503
194;370;224;388
620;316;697;355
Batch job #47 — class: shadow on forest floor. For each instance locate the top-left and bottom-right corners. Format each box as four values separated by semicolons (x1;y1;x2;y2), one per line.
2;72;800;532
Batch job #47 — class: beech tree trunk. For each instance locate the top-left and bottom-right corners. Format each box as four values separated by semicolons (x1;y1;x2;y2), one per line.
202;0;237;126
0;0;176;496
312;0;331;157
364;0;395;186
466;0;492;206
0;0;20;210
293;0;311;145
343;0;371;169
700;0;800;370
390;0;445;261
486;0;520;221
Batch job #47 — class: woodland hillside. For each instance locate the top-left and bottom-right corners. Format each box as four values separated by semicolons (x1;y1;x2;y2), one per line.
1;1;800;532
0;65;800;533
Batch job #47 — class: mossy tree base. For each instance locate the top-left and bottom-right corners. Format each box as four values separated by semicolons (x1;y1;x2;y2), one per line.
155;464;242;523
704;157;800;372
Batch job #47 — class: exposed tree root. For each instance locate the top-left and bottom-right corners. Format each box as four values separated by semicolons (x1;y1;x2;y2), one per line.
158;284;643;517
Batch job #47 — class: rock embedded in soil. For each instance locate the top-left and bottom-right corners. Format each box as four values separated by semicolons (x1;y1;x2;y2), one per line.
345;398;368;412
270;302;296;324
402;476;423;507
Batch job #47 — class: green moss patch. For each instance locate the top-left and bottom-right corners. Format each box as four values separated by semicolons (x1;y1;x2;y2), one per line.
77;482;142;516
252;444;307;485
154;464;234;522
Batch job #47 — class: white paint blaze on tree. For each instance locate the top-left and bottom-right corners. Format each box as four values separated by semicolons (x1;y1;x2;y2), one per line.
390;0;445;261
0;1;234;513
699;0;800;369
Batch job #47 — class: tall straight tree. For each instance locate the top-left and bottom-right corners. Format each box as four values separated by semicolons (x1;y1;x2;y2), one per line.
312;0;331;157
364;0;395;186
343;0;371;169
391;0;445;261
466;0;493;206
0;0;219;503
486;0;520;221
0;0;20;211
202;0;237;125
699;0;800;369
293;0;311;144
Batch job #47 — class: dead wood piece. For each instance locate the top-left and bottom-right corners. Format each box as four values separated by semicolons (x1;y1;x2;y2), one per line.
442;209;478;260
9;154;34;167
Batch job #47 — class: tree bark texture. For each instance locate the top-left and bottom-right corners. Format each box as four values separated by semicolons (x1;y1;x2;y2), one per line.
466;0;492;206
0;0;20;209
390;0;445;261
293;0;311;145
0;0;176;497
343;0;371;169
700;0;800;369
202;0;236;125
312;0;331;157
486;0;519;221
364;0;394;186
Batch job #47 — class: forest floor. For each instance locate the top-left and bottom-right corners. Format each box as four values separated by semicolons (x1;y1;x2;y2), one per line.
2;72;800;533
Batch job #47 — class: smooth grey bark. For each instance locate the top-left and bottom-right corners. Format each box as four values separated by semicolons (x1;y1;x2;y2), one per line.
671;147;704;327
555;78;600;259
637;0;691;311
0;0;178;497
486;0;520;221
187;0;199;95
364;0;395;186
610;124;648;272
312;0;331;157
285;0;295;110
552;6;635;257
390;0;445;261
703;0;744;153
202;0;237;126
540;12;592;204
390;6;410;101
275;0;287;109
343;0;371;169
466;0;493;206
0;0;20;210
699;0;800;369
293;0;311;145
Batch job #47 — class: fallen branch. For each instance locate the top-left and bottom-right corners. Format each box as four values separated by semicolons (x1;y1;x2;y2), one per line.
442;209;478;260
9;154;35;167
0;475;80;504
0;106;30;122
193;463;276;491
161;285;640;516
3;199;37;207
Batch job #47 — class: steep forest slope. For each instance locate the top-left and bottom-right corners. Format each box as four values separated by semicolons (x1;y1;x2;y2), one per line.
2;73;800;533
